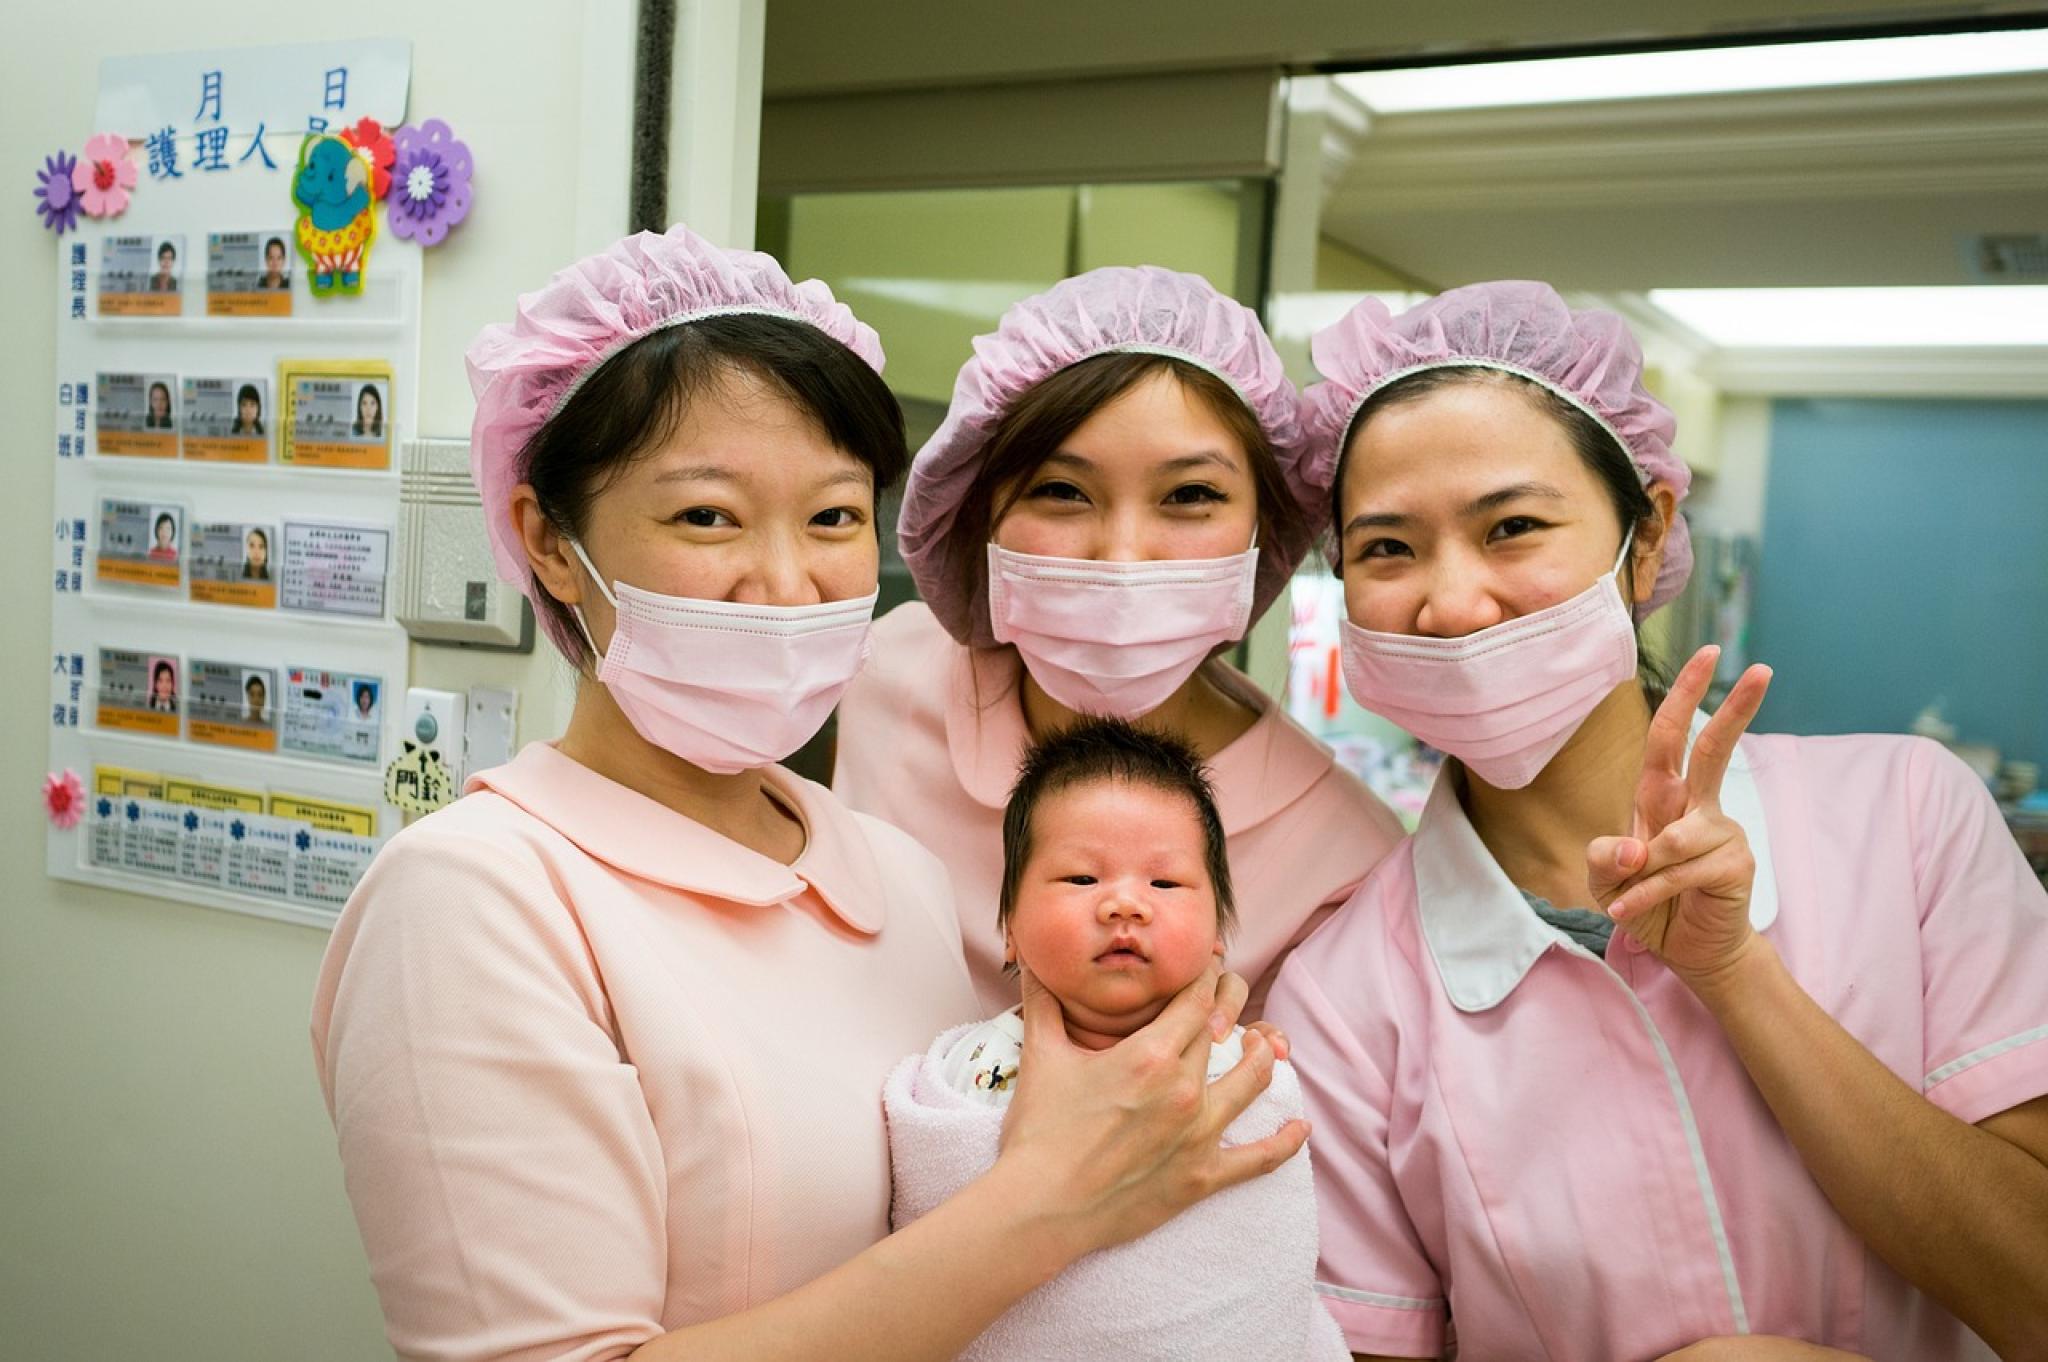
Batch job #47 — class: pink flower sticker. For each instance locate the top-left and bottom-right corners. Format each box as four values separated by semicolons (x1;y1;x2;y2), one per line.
44;769;85;830
72;133;138;219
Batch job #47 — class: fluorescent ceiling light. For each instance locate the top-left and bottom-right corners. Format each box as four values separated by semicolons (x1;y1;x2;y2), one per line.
1647;287;2048;347
1338;30;2048;113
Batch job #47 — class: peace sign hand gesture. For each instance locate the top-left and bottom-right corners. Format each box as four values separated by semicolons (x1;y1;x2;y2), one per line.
1587;646;1775;992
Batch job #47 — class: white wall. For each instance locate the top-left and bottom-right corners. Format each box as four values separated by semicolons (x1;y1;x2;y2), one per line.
0;5;643;1356
1686;396;1774;539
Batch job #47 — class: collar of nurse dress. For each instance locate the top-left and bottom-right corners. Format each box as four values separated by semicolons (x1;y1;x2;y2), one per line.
941;643;1335;834
468;741;887;935
1414;713;1780;1013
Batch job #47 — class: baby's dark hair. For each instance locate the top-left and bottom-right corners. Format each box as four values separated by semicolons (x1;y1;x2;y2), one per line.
999;717;1236;947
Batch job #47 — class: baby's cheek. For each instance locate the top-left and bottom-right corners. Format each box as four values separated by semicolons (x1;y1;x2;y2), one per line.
1151;917;1221;993
1009;902;1095;984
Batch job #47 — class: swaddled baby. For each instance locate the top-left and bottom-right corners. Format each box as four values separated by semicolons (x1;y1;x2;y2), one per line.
884;717;1346;1361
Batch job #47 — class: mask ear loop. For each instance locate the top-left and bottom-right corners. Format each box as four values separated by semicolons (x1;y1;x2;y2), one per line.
566;540;621;666
1611;527;1637;577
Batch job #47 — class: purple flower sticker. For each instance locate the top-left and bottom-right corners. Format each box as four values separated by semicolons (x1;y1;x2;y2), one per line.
387;119;473;248
34;150;81;235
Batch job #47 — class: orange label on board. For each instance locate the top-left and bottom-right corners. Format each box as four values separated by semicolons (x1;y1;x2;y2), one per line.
98;704;179;738
96;556;180;589
283;439;389;470
189;578;276;608
207;291;291;318
188;719;279;752
182;435;267;464
99;292;180;317
97;431;178;458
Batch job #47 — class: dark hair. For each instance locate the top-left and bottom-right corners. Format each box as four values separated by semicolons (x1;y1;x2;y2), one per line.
953;353;1306;615
354;683;376;709
149;381;171;405
158;242;175;259
357;385;382;416
1332;366;1668;692
521;313;909;664
245;674;265;693
237;383;261;408
264;237;286;255
153;512;175;538
152;660;175;684
998;717;1236;956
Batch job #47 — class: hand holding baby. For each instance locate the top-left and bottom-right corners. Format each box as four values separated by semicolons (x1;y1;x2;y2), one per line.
1000;958;1304;1254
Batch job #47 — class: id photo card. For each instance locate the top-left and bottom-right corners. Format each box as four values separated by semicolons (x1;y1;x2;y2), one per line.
96;371;182;457
95;497;185;592
181;376;270;463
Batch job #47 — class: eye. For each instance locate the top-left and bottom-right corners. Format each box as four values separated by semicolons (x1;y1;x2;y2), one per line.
1163;483;1226;506
1061;874;1098;886
1150;878;1185;890
672;507;734;529
1027;479;1089;504
1488;516;1547;541
811;506;867;530
1357;537;1412;561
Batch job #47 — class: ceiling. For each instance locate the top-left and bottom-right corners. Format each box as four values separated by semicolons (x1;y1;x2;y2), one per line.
763;0;2047;96
1318;70;2048;289
760;0;2048;295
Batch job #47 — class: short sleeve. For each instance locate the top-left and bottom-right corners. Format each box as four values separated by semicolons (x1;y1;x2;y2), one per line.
311;824;669;1362
1265;942;1446;1359
1907;739;2048;1125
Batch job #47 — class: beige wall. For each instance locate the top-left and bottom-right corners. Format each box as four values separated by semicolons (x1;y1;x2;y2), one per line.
783;180;1257;406
1;6;638;1356
1315;236;1428;292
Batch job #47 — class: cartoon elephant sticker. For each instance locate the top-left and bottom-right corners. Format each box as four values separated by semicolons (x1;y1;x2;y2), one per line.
292;133;376;296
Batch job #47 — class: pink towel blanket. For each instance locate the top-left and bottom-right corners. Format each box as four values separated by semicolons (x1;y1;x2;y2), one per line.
884;1022;1349;1361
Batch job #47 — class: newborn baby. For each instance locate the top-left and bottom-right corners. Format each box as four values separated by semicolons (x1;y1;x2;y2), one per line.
884;717;1347;1361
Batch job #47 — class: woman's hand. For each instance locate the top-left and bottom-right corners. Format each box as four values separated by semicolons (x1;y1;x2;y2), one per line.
996;960;1308;1255
1586;646;1775;994
1657;1338;1870;1361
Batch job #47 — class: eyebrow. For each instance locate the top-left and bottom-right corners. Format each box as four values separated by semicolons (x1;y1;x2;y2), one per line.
1040;449;1241;476
651;463;873;492
652;464;739;485
1342;480;1569;536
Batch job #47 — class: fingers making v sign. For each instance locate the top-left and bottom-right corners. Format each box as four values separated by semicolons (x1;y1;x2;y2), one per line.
1586;645;1775;989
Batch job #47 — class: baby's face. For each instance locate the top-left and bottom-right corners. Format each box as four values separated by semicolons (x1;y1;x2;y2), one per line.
1005;777;1223;1043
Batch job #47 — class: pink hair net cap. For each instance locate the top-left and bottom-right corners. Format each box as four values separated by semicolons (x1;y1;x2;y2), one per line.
898;265;1323;647
464;224;886;617
1301;280;1694;618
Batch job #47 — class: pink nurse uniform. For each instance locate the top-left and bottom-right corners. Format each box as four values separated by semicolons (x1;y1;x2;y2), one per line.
834;601;1407;1016
311;742;980;1362
1267;732;2048;1361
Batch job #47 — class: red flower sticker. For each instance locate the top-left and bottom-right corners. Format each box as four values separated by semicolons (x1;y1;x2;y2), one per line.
341;117;397;201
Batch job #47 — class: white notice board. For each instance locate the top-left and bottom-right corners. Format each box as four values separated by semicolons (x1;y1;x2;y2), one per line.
45;46;420;929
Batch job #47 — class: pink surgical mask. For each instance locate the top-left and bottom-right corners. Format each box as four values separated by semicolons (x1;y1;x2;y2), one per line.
570;541;876;774
1340;537;1638;789
986;539;1258;718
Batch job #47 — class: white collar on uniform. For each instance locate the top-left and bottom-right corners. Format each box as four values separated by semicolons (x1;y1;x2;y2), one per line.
1414;713;1779;1013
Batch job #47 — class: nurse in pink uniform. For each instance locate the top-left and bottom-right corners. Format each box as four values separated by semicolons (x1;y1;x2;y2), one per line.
311;227;1305;1362
1266;282;2048;1362
834;266;1404;1017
